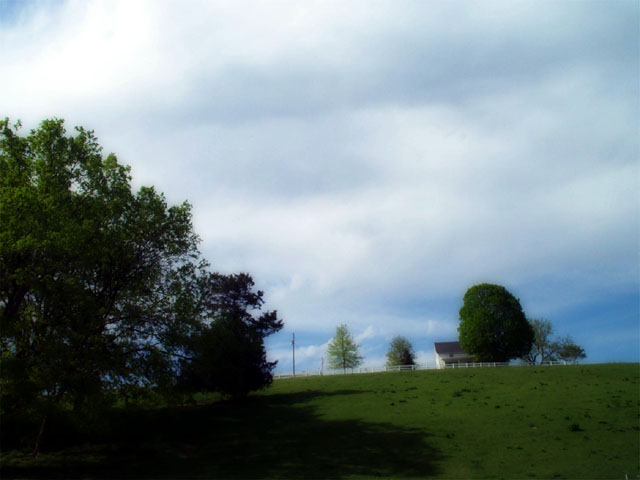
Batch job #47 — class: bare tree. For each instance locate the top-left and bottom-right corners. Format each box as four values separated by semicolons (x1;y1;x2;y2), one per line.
524;318;555;364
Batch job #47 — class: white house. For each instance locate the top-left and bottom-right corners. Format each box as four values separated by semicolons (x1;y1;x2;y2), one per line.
434;341;475;369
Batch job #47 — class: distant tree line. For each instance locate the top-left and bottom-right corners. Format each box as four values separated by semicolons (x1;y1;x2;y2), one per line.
0;119;283;452
330;284;586;372
326;327;418;371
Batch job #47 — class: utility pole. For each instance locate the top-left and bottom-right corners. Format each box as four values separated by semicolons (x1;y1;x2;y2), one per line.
321;356;324;376
292;332;296;377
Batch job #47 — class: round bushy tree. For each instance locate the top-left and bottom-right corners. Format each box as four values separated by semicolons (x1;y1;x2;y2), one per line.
458;283;534;362
386;336;416;367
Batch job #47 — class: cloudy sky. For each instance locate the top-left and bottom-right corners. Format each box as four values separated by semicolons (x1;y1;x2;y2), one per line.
2;0;638;372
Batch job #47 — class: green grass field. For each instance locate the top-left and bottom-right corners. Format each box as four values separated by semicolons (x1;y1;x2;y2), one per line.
2;363;638;479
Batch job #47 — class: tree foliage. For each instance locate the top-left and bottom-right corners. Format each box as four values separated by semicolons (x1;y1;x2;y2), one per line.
552;336;586;364
522;319;586;364
327;324;362;373
0;118;283;428
385;336;416;367
1;118;200;414
458;283;534;362
178;273;283;399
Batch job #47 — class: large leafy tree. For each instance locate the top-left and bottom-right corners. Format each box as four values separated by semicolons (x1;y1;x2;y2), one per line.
1;119;286;408
0;118;201;415
327;324;363;373
385;336;416;367
458;283;534;362
1;118;286;454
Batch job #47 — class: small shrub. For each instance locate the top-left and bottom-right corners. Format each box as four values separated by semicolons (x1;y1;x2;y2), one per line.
569;423;583;432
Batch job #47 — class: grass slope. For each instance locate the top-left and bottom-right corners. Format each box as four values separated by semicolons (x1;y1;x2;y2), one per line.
2;364;638;479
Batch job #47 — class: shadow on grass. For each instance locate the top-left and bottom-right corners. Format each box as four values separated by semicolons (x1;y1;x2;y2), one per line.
1;389;442;479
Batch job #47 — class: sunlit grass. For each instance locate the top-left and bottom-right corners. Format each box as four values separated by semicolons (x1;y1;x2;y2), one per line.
265;364;639;478
2;363;638;479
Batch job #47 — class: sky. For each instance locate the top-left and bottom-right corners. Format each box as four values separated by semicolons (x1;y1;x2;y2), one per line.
1;0;638;372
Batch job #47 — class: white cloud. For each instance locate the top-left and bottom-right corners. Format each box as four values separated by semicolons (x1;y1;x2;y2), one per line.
355;325;377;343
2;0;637;367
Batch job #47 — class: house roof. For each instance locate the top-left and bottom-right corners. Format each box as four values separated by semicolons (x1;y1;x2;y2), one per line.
434;341;467;355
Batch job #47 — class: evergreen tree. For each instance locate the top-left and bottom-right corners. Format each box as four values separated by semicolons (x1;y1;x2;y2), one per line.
178;273;283;400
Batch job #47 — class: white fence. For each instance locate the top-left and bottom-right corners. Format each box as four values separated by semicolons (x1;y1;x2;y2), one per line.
273;360;569;379
273;364;433;379
444;362;509;369
442;360;568;369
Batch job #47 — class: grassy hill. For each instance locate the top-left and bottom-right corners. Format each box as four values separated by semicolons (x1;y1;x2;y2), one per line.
2;363;638;479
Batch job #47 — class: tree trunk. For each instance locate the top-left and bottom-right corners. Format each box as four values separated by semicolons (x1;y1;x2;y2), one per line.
31;415;47;457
